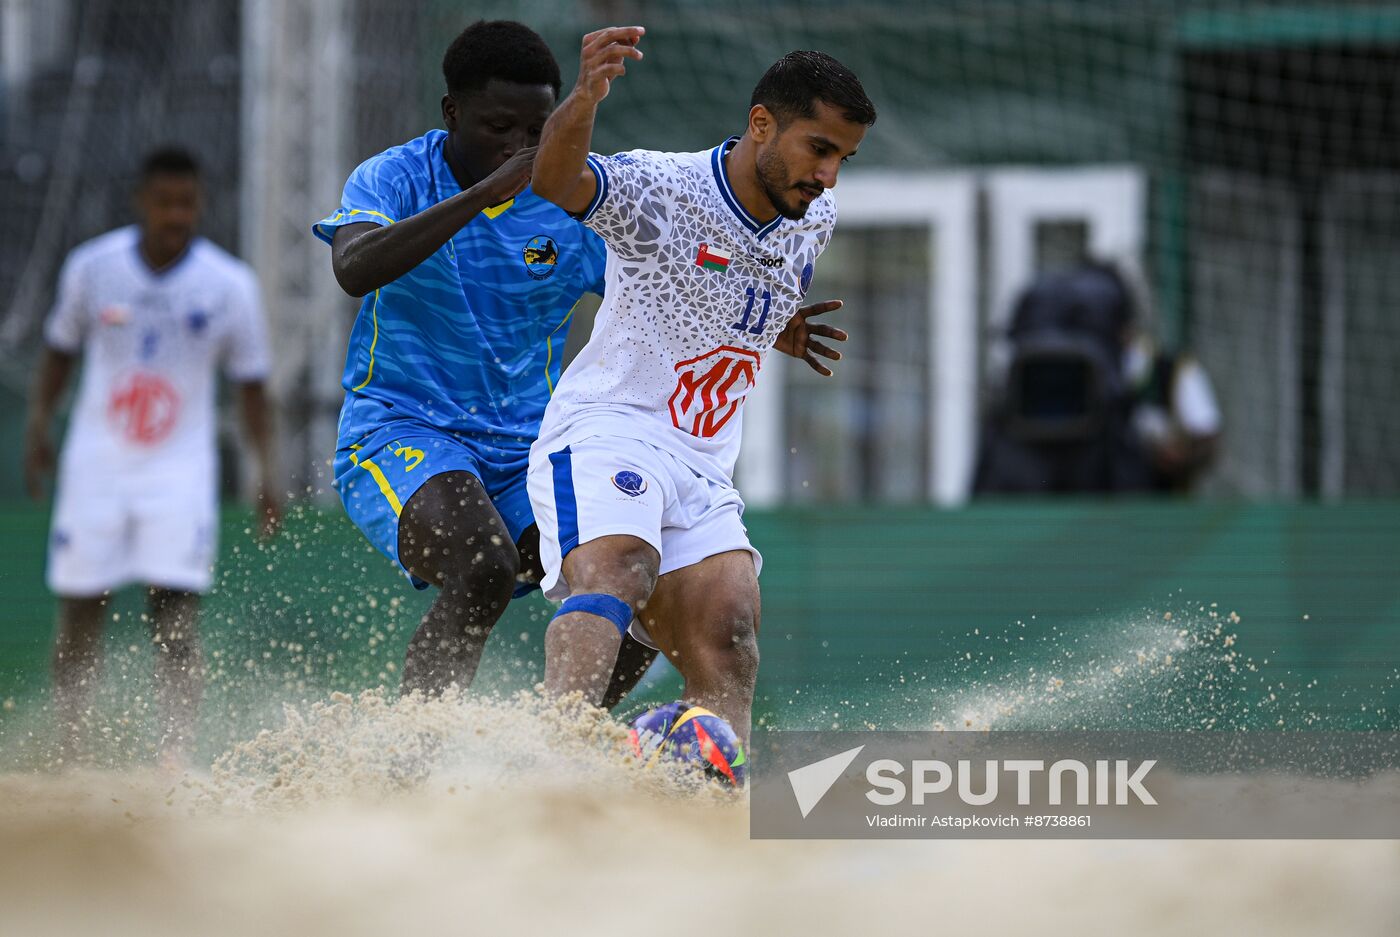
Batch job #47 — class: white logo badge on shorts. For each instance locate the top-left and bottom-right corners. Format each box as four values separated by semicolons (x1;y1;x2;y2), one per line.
612;471;648;498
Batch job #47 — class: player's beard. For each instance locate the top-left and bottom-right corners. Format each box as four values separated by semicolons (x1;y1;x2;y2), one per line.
756;144;817;221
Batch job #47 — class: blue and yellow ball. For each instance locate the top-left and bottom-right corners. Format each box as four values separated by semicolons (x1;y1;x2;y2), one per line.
628;701;746;787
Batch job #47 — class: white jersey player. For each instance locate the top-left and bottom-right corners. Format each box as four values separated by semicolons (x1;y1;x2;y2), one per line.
23;148;279;764
529;28;876;742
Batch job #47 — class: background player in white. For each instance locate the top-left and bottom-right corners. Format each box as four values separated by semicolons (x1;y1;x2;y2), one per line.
23;147;280;765
529;28;876;741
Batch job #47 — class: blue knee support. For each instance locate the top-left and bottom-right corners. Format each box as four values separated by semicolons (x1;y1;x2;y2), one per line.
554;593;633;637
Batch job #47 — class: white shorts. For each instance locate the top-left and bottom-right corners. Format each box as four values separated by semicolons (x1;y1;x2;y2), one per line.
46;474;218;596
527;433;761;612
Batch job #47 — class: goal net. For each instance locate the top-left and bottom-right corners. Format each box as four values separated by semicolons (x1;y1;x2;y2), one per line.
5;0;1399;499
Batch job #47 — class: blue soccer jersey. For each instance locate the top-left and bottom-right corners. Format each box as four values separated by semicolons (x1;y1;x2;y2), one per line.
314;129;607;448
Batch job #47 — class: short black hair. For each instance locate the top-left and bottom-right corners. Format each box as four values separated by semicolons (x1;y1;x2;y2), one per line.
751;51;877;128
139;146;200;181
442;20;562;98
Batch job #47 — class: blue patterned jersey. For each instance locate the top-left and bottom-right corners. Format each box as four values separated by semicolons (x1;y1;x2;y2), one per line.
314;129;607;447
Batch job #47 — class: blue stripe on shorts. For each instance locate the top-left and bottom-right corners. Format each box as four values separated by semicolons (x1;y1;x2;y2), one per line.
549;445;580;559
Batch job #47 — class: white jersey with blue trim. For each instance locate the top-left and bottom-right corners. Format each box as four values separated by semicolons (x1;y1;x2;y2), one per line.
43;226;270;488
535;137;836;483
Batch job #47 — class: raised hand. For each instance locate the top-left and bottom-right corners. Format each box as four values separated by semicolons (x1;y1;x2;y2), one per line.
775;299;847;377
576;26;645;104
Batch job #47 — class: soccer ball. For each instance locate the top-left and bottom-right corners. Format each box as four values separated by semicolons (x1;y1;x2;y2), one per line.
628;701;747;787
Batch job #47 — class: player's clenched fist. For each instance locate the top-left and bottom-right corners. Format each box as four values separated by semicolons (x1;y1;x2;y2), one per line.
576;26;645;104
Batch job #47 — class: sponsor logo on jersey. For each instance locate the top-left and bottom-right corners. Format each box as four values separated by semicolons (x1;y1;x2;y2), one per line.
523;236;559;280
754;255;784;268
696;243;731;272
108;371;180;446
668;345;762;438
800;262;814;295
611;471;648;497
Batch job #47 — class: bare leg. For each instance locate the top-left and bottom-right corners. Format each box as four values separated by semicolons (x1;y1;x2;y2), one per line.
397;471;521;696
544;616;621;701
637;551;760;746
51;594;109;763
543;535;659;704
147;587;203;762
520;524;664;709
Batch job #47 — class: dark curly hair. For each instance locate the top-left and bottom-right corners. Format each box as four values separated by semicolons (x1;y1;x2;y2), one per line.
751;51;876;128
442;20;562;98
139;146;200;181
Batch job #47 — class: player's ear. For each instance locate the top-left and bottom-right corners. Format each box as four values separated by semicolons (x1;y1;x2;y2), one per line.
442;93;458;131
749;104;776;144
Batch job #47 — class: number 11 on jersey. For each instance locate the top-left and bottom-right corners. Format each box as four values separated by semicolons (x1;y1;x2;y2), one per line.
731;286;771;336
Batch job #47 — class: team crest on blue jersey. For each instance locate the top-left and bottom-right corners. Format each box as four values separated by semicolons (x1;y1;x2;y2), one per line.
800;262;814;295
612;471;647;497
523;236;559;280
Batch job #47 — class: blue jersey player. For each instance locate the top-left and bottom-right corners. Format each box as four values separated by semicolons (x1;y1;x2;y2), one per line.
314;21;659;698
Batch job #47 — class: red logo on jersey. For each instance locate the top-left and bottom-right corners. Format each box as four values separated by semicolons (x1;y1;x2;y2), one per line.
108;372;180;446
99;304;131;326
668;346;761;438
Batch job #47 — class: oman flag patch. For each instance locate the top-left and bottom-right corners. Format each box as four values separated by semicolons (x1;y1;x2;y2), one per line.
695;243;731;272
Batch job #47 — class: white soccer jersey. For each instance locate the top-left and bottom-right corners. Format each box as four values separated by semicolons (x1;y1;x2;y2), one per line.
44;226;271;491
535;138;836;483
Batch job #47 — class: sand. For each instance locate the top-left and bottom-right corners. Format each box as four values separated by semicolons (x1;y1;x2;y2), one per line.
1;689;1396;936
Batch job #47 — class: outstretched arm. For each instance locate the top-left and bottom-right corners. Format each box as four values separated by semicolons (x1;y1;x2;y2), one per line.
532;26;645;214
330;147;537;298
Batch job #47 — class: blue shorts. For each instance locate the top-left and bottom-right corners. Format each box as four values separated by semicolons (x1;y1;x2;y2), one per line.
333;420;536;593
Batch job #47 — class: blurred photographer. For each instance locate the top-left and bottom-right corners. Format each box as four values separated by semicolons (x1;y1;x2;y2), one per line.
974;261;1219;495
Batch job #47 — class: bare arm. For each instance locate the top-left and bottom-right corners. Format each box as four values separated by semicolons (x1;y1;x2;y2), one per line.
237;380;281;538
330;147;538;297
532;26;645;214
24;346;77;500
